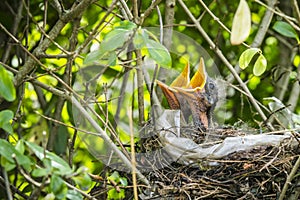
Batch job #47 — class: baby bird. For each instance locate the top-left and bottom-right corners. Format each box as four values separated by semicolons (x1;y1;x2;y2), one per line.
156;58;218;130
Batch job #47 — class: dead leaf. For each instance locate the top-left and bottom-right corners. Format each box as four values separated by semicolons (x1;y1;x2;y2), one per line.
230;0;251;45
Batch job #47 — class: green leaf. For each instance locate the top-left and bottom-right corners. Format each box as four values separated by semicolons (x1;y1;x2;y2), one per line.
99;28;132;54
253;54;267;76
0;110;14;134
0;139;32;171
239;48;261;69
1;156;16;171
66;190;83;200
108;171;120;182
50;174;67;199
107;188;125;200
25;141;73;175
115;20;137;30
73;169;92;191
15;139;25;154
146;40;172;67
273;21;299;41
32;167;50;177
53;125;69;155
133;31;146;49
84;49;117;66
84;21;136;65
119;177;128;187
0;65;16;101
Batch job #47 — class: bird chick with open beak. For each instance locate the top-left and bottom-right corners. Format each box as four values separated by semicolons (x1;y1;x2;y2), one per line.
156;58;218;130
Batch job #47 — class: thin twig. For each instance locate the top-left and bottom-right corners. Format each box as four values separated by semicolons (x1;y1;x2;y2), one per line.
3;169;13;200
0;176;29;199
279;155;300;200
292;0;300;24
13;0;95;86
71;96;150;186
2;0;23;64
142;0;163;20
128;107;138;200
132;0;145;125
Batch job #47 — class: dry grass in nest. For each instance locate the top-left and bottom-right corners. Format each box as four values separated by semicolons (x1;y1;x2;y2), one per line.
140;127;300;199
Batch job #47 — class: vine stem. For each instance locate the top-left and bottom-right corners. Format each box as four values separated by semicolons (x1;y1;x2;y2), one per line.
177;0;274;131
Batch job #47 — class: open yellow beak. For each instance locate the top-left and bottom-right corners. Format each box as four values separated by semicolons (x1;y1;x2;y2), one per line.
156;58;210;128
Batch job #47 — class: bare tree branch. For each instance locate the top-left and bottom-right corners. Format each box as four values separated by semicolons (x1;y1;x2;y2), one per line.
13;0;96;86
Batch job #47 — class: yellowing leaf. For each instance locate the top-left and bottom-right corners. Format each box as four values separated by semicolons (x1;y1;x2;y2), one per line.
253;54;267;76
230;0;251;45
239;48;260;69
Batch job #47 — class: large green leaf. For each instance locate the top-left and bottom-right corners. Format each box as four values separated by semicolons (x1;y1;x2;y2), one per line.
0;110;14;134
253;54;267;76
146;40;172;67
239;48;261;69
0;64;16;101
273;21;299;41
25;141;73;175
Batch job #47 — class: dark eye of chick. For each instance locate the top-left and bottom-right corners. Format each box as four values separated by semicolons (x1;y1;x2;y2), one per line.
208;82;215;90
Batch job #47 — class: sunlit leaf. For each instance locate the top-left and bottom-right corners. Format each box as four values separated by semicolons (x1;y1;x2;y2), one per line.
239;48;260;69
0;64;16;102
0;110;14;134
273;21;299;41
253;54;267;76
108;188;125;199
230;0;251;45
146;40;172;67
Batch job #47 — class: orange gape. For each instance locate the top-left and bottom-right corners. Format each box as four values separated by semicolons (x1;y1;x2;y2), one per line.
156;58;218;130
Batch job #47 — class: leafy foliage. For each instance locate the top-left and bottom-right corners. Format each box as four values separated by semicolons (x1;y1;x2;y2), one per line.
0;0;299;199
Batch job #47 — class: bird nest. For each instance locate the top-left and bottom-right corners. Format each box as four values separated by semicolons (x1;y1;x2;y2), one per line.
140;125;300;199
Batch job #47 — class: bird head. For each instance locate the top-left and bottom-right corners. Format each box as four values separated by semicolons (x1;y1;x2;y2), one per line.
156;58;218;129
